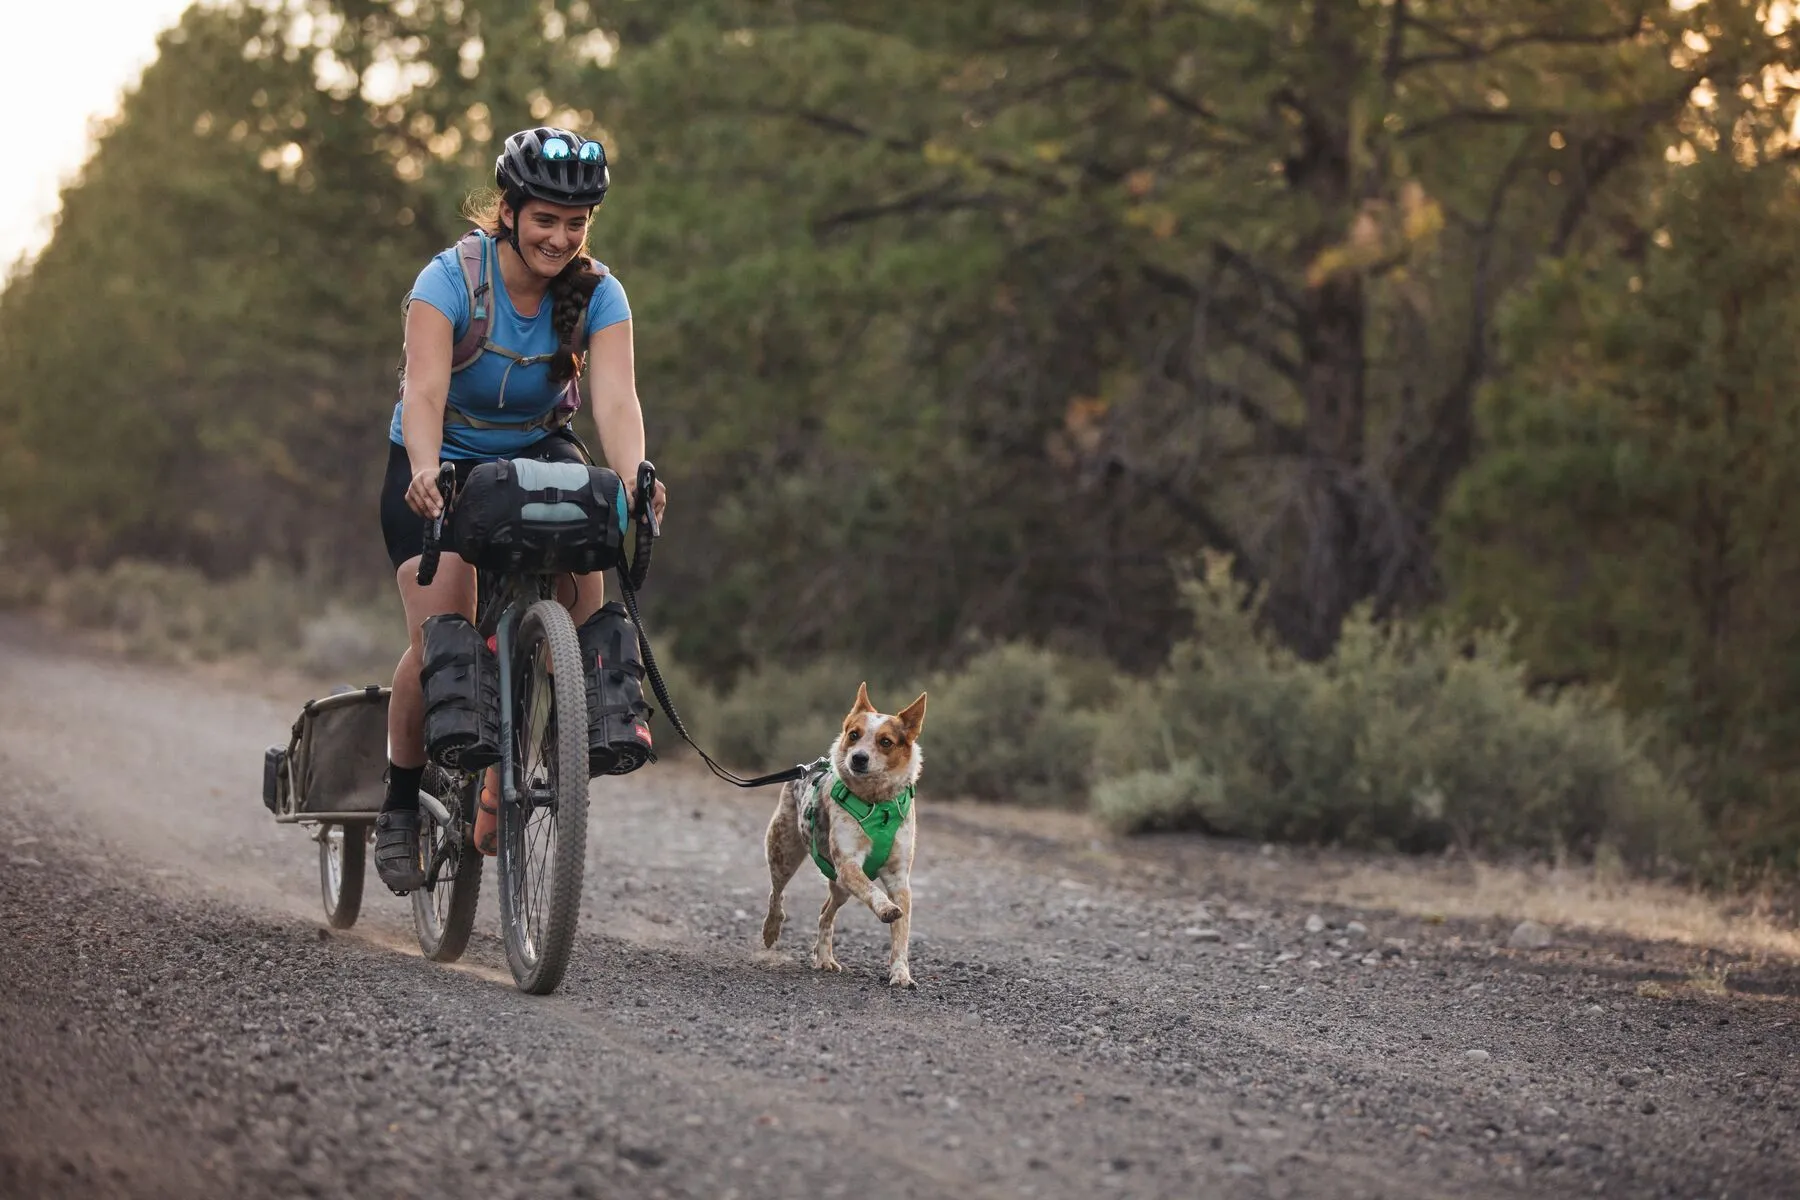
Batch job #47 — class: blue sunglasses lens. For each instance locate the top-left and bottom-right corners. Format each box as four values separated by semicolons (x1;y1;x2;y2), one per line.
578;141;603;163
541;136;571;160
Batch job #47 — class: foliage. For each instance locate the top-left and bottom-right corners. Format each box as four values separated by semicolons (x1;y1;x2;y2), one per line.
921;642;1099;807
1439;99;1800;868
1092;556;1708;873
8;0;1794;676
698;655;877;771
4;0;1800;874
33;556;402;677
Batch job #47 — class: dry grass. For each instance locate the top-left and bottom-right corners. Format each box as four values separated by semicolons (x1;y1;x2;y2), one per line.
922;798;1800;964
1311;857;1800;963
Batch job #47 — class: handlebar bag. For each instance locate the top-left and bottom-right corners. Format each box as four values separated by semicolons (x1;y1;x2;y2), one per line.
453;458;628;575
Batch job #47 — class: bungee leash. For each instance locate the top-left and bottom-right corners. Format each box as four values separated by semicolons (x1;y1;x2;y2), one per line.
617;461;810;791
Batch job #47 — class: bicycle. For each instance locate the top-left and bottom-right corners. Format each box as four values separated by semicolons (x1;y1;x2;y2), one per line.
407;456;658;994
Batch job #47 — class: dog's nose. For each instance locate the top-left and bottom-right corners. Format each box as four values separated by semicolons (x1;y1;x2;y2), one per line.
849;751;870;773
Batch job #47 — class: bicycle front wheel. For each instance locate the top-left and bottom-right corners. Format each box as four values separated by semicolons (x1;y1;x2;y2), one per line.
497;599;590;994
411;765;483;962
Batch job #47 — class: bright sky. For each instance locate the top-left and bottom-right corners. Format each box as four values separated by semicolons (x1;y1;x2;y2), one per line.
0;0;197;274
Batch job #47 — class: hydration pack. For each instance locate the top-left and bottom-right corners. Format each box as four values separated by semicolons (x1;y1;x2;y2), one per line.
396;231;611;443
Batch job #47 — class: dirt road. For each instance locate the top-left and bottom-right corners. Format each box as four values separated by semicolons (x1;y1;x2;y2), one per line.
1;613;1795;1199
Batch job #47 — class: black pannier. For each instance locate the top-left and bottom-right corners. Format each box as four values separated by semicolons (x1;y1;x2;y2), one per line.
576;601;656;777
452;458;628;575
420;613;502;769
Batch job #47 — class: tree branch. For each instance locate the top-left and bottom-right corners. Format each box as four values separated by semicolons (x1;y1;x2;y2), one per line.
1396;10;1649;72
1397;107;1549;141
1141;263;1306;385
754;106;1069;194
1102;454;1260;573
1211;239;1303;318
811;188;1000;233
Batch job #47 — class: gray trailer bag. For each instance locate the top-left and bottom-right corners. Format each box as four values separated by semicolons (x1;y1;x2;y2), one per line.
263;686;390;821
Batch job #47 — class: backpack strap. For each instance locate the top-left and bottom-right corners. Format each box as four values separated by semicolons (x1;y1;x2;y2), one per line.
449;231;492;374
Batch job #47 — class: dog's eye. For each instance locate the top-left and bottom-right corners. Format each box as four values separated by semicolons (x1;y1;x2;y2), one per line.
879;737;894;749
847;729;861;742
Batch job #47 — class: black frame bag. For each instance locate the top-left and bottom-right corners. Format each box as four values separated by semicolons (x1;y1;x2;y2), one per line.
453;458;628;575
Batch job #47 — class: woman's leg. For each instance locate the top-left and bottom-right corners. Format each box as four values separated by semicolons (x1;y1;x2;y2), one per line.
375;552;476;893
388;553;479;772
558;570;607;623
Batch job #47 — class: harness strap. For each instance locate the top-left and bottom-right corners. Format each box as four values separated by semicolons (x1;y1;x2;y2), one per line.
443;401;574;434
802;765;915;881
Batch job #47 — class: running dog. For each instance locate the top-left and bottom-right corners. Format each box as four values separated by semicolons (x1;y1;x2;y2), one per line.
761;683;927;988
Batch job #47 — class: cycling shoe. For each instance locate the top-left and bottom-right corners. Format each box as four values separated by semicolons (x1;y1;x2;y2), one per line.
373;809;427;894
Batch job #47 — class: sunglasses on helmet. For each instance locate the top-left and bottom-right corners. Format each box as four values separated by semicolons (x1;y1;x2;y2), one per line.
540;136;604;163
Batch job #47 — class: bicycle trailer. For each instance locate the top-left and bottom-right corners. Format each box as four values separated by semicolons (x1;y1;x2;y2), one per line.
263;685;390;825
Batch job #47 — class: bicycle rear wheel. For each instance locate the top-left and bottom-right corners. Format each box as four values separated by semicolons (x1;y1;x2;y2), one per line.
411;765;483;962
497;599;590;994
318;823;365;930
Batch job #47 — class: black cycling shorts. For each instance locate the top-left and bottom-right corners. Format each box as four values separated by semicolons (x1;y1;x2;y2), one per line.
378;432;588;570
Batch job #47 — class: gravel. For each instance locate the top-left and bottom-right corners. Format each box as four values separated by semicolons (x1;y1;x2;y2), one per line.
2;614;1797;1199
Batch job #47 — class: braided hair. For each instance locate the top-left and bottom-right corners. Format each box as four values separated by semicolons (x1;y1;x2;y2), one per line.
544;257;602;386
462;187;603;385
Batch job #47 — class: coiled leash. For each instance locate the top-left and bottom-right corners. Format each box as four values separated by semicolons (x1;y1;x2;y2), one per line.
615;462;811;791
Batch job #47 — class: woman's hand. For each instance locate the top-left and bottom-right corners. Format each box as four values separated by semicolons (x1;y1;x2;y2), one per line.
631;478;668;525
406;465;446;519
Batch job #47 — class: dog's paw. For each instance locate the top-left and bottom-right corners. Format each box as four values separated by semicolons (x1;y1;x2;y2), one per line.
888;964;916;989
811;952;843;973
875;902;903;924
761;912;783;948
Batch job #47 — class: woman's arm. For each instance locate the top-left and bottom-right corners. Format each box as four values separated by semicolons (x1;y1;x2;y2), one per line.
586;319;666;519
400;301;455;518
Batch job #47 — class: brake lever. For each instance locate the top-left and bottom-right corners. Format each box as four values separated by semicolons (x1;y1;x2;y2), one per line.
416;462;458;587
635;460;659;541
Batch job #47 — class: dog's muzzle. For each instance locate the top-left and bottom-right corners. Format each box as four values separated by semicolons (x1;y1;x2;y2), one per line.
849;751;870;773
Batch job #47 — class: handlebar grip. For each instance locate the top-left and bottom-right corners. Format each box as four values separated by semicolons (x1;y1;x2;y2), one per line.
627;460;657;590
415;463;457;587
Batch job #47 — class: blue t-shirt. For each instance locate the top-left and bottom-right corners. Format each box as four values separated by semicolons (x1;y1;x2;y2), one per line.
388;233;632;460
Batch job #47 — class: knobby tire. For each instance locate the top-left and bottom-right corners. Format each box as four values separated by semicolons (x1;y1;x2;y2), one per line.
411;766;484;962
497;599;590;994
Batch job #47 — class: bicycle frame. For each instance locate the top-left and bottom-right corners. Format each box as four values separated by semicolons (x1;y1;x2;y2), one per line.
484;574;554;817
416;456;657;825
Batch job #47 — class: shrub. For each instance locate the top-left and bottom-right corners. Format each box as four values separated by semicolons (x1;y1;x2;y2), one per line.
701;655;875;771
924;642;1098;806
635;645;719;763
1092;554;1709;872
37;557;402;677
680;641;1107;806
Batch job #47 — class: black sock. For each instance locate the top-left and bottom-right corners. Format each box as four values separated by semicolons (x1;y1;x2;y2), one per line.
382;763;424;814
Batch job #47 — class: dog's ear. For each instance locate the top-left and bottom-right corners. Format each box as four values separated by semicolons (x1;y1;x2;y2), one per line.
852;681;875;715
897;692;927;738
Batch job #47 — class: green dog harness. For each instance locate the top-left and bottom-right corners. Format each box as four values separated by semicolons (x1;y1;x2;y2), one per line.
800;761;915;881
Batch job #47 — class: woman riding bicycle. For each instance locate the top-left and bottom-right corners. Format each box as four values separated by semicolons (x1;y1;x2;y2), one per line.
375;125;668;895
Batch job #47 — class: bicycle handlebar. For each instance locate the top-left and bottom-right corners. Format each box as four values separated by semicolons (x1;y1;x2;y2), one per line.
414;459;654;590
416;463;457;587
626;460;657;590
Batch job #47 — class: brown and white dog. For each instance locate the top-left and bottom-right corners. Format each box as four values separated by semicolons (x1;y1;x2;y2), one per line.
762;683;927;988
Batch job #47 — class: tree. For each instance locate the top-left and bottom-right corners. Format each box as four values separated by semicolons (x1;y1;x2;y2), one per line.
1440;95;1800;856
629;0;1798;657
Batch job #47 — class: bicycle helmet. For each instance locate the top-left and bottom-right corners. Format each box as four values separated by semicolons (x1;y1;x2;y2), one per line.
494;126;610;209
